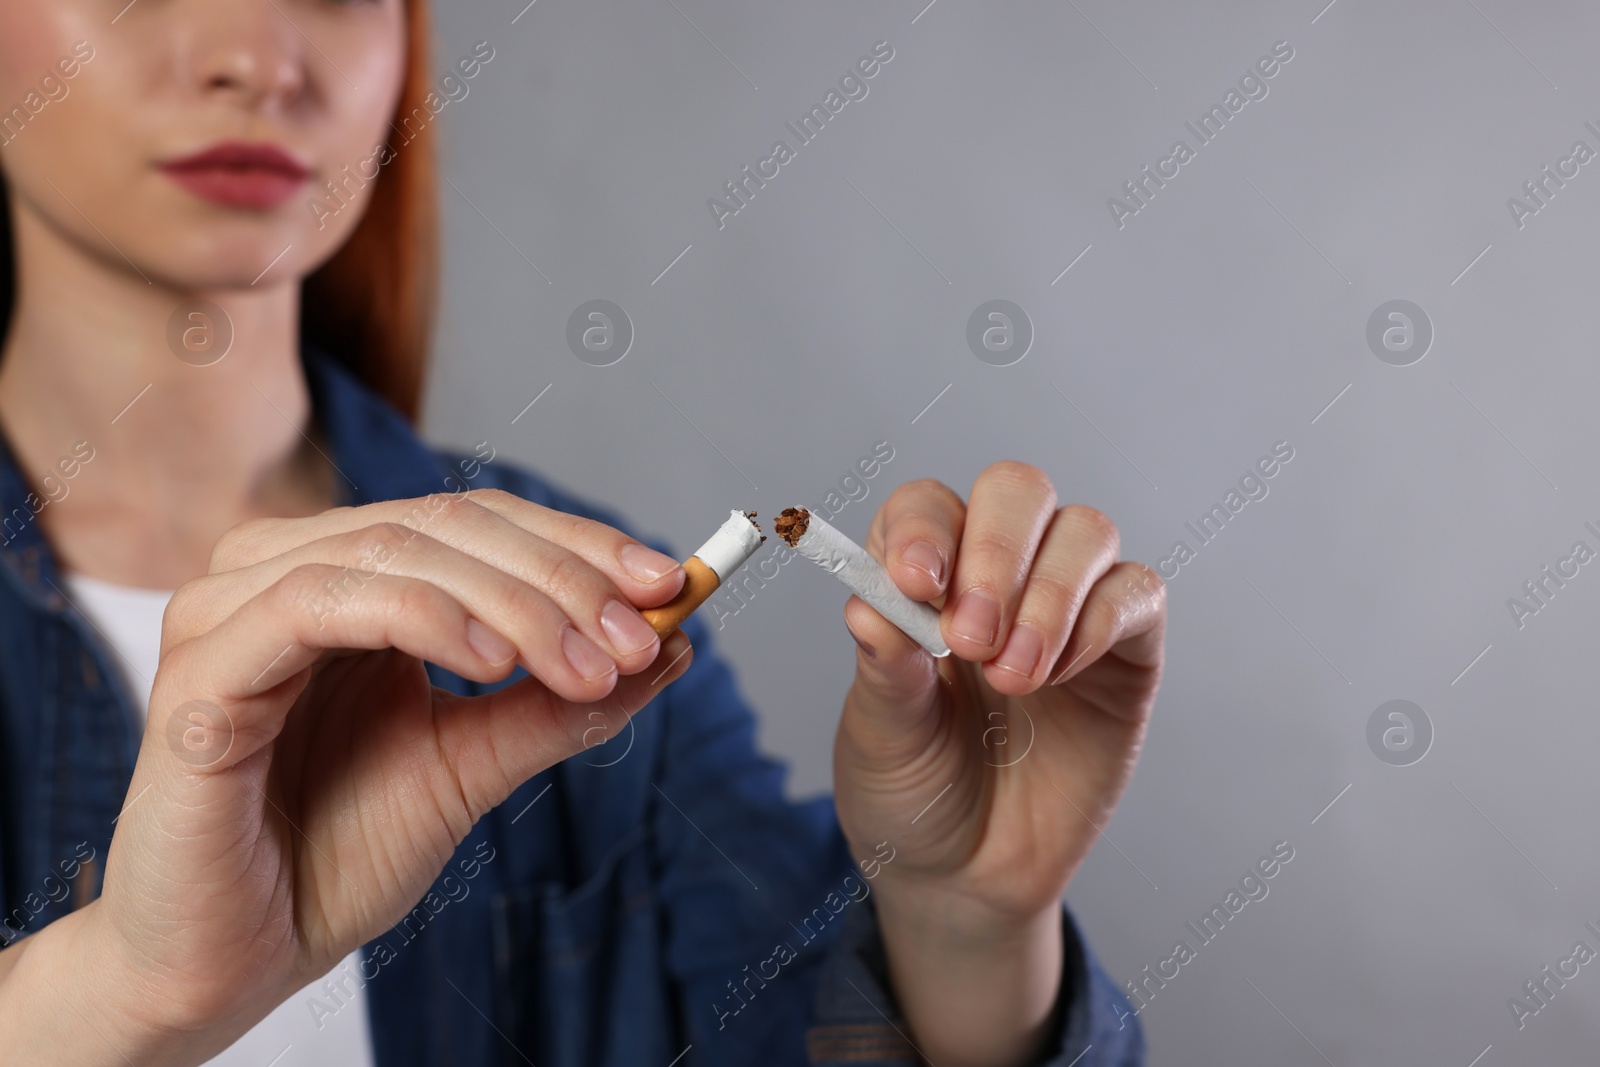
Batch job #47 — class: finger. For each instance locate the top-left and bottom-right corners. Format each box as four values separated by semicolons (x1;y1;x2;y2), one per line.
207;488;685;605
174;521;664;676
1044;561;1166;707
942;461;1061;661
350;505;668;671
866;478;965;605
432;629;697;819
840;593;943;752
459;488;685;602
983;504;1123;695
156;564;619;775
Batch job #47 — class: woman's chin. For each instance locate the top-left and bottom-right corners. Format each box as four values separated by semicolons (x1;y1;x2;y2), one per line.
124;250;309;294
123;222;338;294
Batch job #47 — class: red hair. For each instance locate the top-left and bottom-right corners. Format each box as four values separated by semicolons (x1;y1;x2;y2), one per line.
0;0;439;424
301;0;438;423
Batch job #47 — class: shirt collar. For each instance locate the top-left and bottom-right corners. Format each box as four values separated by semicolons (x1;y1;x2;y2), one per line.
0;344;452;614
302;344;455;507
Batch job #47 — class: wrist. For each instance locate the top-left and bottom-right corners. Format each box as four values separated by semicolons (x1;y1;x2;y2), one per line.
870;879;1065;1067
872;871;1062;969
867;858;1062;945
0;900;197;1067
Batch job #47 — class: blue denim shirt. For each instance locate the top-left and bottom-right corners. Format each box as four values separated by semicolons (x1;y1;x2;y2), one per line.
0;347;1144;1065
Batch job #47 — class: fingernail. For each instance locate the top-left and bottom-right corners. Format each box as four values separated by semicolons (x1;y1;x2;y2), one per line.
950;589;1001;646
852;632;877;659
601;598;659;656
621;543;681;583
993;622;1043;679
467;618;517;665
901;540;945;586
561;623;617;680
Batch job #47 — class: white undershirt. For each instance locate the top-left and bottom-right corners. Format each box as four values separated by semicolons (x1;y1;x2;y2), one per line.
60;570;378;1067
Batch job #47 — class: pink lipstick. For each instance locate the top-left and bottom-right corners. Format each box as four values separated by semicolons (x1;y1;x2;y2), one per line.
159;141;312;209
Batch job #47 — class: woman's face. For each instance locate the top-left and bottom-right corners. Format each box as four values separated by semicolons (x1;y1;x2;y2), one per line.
0;0;407;290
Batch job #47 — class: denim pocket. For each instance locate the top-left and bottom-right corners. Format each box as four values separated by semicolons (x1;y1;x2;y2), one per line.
490;823;676;1066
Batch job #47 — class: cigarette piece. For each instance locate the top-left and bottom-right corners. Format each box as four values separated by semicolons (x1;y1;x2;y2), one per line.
775;506;951;658
640;509;765;639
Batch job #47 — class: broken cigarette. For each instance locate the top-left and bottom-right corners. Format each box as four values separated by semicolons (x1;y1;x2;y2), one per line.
640;509;765;639
775;506;951;658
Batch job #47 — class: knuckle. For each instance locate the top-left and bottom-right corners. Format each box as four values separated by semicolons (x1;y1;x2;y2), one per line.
1092;583;1128;633
1124;563;1167;609
208;517;278;572
1102;565;1165;630
153;636;197;691
465;486;518;510
892;477;958;508
275;562;341;605
162;577;203;625
533;548;599;601
1026;568;1080;609
371;519;416;542
429;491;480;523
270;562;366;627
1131;561;1165;592
390;577;443;623
499;579;553;628
160;576;215;648
545;509;601;550
353;521;418;564
389;496;439;531
563;512;605;544
904;476;947;494
1062;503;1119;546
889;476;960;524
964;527;1026;561
987;460;1055;500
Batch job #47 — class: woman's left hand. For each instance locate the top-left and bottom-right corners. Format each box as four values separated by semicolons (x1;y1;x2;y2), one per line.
831;460;1166;1066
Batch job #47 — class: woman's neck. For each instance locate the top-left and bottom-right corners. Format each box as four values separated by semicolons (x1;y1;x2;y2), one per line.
0;205;337;589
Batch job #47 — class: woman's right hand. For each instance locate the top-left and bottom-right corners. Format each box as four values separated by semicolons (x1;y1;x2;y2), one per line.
2;487;694;1065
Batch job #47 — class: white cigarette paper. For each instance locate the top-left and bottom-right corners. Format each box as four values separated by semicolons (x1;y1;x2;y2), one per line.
694;508;766;581
785;510;951;658
641;509;764;640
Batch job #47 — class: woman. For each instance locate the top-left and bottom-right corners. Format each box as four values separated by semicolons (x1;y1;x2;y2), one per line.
0;2;1165;1064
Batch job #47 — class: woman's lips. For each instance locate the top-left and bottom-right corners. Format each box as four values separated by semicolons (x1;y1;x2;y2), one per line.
158;142;312;209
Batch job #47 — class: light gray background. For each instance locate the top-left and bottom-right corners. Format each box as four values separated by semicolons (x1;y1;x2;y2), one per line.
421;1;1600;1062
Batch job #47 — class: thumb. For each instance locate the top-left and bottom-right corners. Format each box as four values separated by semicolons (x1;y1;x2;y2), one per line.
840;594;944;747
435;627;698;816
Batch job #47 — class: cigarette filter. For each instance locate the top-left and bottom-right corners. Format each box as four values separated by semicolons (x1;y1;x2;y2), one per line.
640;509;765;639
774;506;952;658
